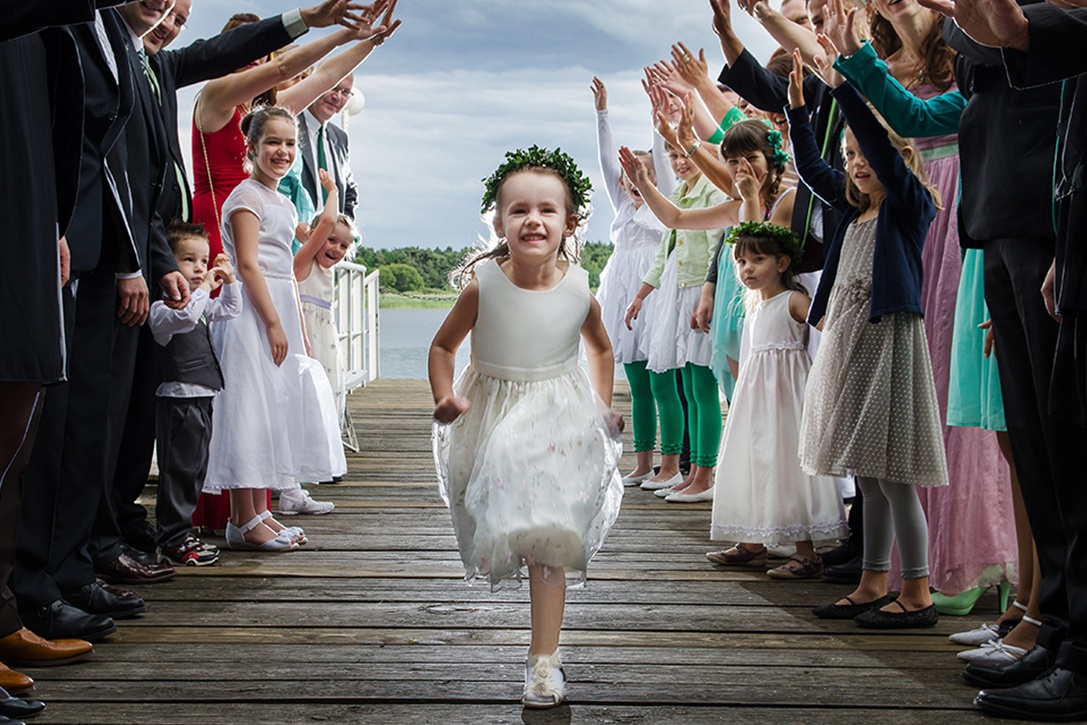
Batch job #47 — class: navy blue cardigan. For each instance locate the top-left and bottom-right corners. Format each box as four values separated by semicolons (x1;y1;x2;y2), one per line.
787;84;936;325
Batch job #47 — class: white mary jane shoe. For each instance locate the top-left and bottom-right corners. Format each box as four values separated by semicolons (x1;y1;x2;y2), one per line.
956;639;1027;664
522;651;565;709
225;515;297;552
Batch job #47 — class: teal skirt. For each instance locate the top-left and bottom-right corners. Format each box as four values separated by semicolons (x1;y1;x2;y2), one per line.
709;250;746;402
946;249;1006;431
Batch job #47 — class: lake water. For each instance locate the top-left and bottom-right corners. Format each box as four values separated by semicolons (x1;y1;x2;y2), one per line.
379;308;470;379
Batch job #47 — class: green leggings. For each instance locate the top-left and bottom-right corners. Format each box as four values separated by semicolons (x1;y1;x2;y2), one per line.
680;363;722;467
625;362;684;455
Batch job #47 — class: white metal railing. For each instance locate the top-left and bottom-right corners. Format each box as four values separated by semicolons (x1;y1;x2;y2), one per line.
334;261;380;389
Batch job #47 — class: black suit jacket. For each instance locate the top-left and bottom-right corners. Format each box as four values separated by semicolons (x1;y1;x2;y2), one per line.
66;15;139;274
298;110;359;221
718;49;842;272
150;14;295;226
945;7;1061;247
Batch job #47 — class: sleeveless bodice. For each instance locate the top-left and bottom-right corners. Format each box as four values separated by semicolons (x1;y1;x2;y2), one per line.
471;261;590;382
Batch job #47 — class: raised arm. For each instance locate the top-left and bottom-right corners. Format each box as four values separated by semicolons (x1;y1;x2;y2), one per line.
673;95;736;195
294;169;339;281
592;77;625;210
786;51;851;214
278;0;400;113
747;0;826;66
619;146;739;231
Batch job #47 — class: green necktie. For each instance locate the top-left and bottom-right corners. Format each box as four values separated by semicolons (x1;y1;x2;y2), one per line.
317;125;329;203
138;47;162;105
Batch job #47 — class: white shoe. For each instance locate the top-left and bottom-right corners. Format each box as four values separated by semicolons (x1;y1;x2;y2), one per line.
640;473;683;491
654;484;685;498
949;623;1003;646
621;471;653;487
956;639;1027;664
665;487;714;503
522;651;565;709
279;488;335;515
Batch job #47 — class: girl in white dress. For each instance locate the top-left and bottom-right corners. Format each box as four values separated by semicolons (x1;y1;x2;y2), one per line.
429;147;624;709
705;223;847;577
294;169;357;421
204;106;346;550
590;77;680;489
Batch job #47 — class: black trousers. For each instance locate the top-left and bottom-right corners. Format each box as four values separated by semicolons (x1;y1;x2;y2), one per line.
154;396;213;549
984;237;1087;669
14;271;116;607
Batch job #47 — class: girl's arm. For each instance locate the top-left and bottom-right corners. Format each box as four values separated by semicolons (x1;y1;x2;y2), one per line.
231;210;289;366
769;187;796;227
592;78;625;211
625;281;657;331
671;43;743;137
428;280;479;423
650;119;677;199
673;95;736;194
618;146;739;231
789;289;812;325
785;51;851;214
293;170;339;281
835;42;965;137
647;57;723;143
581;297;616;409
197;28;354;132
746;1;825;68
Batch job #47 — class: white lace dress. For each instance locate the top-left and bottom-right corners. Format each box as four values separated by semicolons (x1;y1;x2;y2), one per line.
204;179;346;491
298;260;344;419
710;291;847;543
433;261;624;590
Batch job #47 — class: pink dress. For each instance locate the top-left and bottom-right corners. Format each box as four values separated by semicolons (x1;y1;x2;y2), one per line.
890;82;1016;595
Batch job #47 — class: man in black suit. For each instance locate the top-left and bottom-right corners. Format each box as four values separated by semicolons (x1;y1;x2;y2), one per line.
11;1;185;643
0;0;140;694
298;75;361;221
911;0;1087;719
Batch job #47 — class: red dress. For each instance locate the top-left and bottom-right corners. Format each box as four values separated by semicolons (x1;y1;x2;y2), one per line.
189;104;272;529
192;106;249;260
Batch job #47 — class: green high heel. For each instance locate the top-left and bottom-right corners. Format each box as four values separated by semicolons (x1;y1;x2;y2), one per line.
932;581;1012;616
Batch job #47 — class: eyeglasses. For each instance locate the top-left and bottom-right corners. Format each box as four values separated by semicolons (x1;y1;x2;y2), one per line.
328;86;356;99
167;11;187;31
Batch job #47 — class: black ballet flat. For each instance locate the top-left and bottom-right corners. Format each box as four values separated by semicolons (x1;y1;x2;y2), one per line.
854;600;938;629
812;594;894;620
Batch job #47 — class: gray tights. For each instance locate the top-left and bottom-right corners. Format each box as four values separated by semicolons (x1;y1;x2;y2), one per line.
857;476;930;580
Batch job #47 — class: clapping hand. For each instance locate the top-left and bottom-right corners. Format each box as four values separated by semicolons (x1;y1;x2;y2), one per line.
710;0;734;38
618;146;651;191
647;58;694;98
823;0;864;57
733;156;762;202
671;43;710;88
788;48;806;109
319;168;336;195
366;0;402;45
211;253;236;286
302;0;382;30
915;0;1029;49
591;76;607;112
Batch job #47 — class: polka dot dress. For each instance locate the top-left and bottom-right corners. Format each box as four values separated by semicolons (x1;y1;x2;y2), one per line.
799;217;949;488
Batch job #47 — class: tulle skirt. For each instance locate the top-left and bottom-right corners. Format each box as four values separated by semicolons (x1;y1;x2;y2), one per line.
433;366;623;590
646;255;713;373
596;240;658;364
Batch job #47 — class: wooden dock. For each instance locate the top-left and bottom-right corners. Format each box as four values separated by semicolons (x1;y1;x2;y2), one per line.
24;379;1004;724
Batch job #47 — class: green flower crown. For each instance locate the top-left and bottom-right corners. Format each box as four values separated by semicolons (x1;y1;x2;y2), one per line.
481;145;592;214
724;221;803;268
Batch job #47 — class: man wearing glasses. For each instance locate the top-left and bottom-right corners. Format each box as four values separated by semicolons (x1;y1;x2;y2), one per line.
299;75;360;220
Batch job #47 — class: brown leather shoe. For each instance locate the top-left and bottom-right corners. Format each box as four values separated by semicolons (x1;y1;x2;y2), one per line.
0;627;94;667
95;552;176;585
0;662;34;695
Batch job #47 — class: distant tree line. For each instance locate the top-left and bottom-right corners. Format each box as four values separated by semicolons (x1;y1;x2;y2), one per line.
356;242;616;293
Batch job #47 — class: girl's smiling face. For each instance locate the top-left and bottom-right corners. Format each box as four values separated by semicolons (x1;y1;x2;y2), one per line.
318;222;354;269
668;149;700;184
250;117;297;184
493;171;577;264
724;150;770;187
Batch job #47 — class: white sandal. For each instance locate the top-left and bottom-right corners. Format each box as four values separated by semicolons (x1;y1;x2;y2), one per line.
225;515;298;551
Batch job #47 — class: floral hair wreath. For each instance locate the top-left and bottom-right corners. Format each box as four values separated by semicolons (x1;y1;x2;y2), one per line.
766;129;790;168
480;145;593;215
724;221;804;268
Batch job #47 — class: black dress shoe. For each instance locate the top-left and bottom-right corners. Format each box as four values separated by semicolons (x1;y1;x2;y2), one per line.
96;552;175;585
0;693;45;719
855;601;938;629
121;520;157;555
20;601;116;643
964;644;1058;688
62;580;145;620
119;542;160;568
823;554;863;584
975;667;1087;721
0;716;25;725
820;540;862;567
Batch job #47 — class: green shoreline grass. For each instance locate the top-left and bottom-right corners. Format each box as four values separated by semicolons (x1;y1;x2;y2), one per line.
380;291;458;309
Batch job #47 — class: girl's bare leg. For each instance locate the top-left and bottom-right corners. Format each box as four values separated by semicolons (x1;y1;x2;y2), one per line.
528;565;566;656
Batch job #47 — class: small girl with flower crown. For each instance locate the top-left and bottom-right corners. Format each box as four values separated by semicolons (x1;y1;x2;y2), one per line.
705;222;847;576
429;146;625;709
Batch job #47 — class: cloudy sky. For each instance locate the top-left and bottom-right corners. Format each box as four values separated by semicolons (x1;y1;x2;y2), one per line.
175;1;781;251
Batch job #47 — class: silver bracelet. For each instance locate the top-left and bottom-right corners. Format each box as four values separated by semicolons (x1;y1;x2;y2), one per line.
683;140;702;158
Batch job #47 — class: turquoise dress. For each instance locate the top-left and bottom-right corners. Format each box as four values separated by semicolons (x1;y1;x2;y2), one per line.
709;234;745;402
277;155;316;255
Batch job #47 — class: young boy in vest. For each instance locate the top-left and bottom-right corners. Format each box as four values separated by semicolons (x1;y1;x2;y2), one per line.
149;222;242;566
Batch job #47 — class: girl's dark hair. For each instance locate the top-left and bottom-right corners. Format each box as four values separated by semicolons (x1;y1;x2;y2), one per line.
240;106;297;169
870;12;955;92
454;168;582;288
732;234;805;295
720;120;786;208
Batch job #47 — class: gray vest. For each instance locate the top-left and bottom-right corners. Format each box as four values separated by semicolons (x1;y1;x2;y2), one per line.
159;317;224;391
